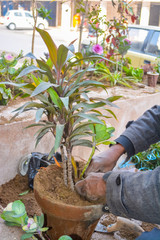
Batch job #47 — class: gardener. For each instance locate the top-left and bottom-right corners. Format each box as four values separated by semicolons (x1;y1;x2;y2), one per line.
75;105;160;225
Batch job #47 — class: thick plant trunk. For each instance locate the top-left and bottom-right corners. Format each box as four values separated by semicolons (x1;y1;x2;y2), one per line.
66;147;74;191
60;145;67;186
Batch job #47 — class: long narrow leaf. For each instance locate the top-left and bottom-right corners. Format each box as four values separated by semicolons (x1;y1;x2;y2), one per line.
36;28;57;68
54;124;65;152
36;59;56;83
71;139;93;148
77;113;104;124
47;88;63;110
35;108;44;122
31;82;53;97
16;65;46;79
57;44;68;70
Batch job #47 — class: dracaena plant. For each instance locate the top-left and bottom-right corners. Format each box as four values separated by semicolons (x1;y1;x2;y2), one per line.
3;28;120;190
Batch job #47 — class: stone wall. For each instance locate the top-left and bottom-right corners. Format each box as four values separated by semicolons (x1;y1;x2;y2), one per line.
0;90;160;185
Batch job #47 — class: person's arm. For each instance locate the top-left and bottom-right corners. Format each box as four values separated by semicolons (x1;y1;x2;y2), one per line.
116;105;160;158
85;105;160;175
75;105;160;224
103;166;160;224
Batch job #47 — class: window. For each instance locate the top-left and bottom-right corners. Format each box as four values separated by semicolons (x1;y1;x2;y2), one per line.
14;12;22;17
25;12;32;18
145;31;160;56
128;28;149;51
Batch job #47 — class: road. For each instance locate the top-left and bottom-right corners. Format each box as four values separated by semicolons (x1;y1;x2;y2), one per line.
0;24;88;59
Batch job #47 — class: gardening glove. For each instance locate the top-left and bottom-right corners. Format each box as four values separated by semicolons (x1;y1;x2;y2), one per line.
75;172;106;203
85;144;125;176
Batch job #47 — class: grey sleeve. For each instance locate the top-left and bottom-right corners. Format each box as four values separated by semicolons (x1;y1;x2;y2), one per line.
116;105;160;158
103;167;160;224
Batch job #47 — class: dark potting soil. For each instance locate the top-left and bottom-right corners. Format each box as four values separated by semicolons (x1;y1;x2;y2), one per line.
0;165;159;240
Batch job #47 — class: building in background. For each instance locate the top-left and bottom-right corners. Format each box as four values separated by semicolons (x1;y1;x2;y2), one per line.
0;0;160;28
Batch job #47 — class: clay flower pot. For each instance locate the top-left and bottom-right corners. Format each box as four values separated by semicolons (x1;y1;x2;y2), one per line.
147;71;159;87
34;166;104;240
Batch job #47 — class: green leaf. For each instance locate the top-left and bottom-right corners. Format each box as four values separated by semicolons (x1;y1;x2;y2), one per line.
21;233;34;240
107;96;122;102
35;127;51;147
36;59;56;83
71;139;93;148
31;82;53;97
60;96;69;110
40;227;49;232
47;88;63;109
58;236;73;240
37;214;44;228
91;124;114;144
105;109;117;120
57;44;69;70
16;65;46;79
5;221;21;227
77;113;103;124
54;124;65;152
36;28;57;68
12;200;26;216
19;190;30;196
35;108;44;122
8;67;16;75
1;82;28;87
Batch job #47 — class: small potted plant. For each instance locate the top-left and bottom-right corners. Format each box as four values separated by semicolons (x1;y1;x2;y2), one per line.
142;62;159;87
3;28;119;240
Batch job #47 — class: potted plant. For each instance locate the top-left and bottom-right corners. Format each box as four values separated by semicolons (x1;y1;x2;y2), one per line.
3;28;119;240
142;63;159;87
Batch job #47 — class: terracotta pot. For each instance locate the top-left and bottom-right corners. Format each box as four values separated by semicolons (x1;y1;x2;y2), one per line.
147;72;159;87
34;167;103;240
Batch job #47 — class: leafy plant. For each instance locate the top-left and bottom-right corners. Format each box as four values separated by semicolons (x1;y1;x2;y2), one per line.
119;142;160;171
0;84;12;105
0;51;29;104
0;51;29;82
37;5;52;19
130;142;160;171
3;28;120;191
95;61;136;87
123;65;144;80
0;200;48;240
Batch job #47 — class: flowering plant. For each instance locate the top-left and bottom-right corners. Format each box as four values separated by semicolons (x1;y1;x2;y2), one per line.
92;44;103;55
0;200;48;240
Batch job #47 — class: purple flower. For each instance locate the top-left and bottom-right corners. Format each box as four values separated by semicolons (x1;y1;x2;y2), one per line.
4;54;14;61
123;38;131;45
92;44;103;55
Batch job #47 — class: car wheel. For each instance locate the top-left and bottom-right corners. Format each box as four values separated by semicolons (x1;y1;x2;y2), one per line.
38;23;45;30
8;23;16;30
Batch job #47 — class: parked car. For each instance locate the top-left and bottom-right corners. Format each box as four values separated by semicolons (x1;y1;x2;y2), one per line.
4;10;49;30
126;25;160;68
82;25;160;68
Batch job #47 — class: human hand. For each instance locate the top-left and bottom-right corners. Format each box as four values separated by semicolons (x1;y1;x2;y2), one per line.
75;172;106;203
85;144;125;176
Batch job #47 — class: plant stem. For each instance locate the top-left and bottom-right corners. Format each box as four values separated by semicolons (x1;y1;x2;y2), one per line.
39;232;46;240
80;145;95;179
66;146;74;190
